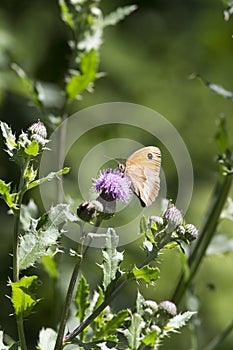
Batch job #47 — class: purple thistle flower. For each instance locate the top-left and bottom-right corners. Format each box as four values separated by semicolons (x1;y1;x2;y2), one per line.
184;223;199;241
92;169;132;203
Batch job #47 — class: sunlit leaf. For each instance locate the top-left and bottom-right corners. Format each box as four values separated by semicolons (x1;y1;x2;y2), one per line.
166;311;196;330
66;49;98;99
132;265;160;284
75;275;90;323
0;331;8;350
10;276;38;317
37;328;57;350
94;310;128;340
19;204;76;271
0;121;16;157
102;5;137;27
0;179;17;209
24;140;39;156
59;0;74;28
41;255;58;279
27;167;70;191
142;329;160;347
123;311;145;350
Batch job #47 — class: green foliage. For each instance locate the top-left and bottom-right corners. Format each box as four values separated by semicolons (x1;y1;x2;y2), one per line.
132;265;160;284
0;179;17;209
18;203;76;271
37;328;57;350
75;275;90;323
10;276;39;318
100;227;123;291
66;49;98;99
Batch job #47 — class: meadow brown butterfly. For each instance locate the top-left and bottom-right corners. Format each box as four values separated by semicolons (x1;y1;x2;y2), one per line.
119;146;161;207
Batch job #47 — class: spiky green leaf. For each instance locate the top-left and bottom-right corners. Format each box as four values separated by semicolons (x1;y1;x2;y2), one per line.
0;121;16;156
66;49;98;99
41;255;58;279
24;140;39;156
37;328;57;350
165;311;196;330
0;179;17;209
100;228;123;291
102;5;137;27
75;275;90;323
0;331;8;350
123;312;145;350
19;204;76;271
10;276;38;317
132;265;160;284
59;0;74;28
142;329;160;347
95;310;128;340
27;167;70;191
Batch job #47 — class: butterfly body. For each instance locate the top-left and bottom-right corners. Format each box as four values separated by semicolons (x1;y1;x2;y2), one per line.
119;146;161;207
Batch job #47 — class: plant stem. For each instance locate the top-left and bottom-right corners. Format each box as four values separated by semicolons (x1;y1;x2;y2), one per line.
63;232;172;344
54;234;92;350
54;219;103;350
203;320;233;350
12;163;29;350
172;173;232;305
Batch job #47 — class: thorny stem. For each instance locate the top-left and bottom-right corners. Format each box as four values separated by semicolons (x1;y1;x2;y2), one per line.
63;231;172;345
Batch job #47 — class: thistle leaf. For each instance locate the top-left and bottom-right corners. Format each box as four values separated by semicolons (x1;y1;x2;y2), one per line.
59;0;74;28
0;331;8;350
132;265;160;284
123;311;145;350
75;275;90;323
166;311;196;330
102;5;137;27
37;328;57;350
10;275;38;317
100;228;123;291
27;167;70;191
19;204;76;271
0;179;17;209
0;121;17;156
66;49;98;99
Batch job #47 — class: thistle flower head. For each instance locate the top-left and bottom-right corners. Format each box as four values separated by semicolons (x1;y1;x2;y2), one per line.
92;169;132;203
184;223;199;241
159;300;177;317
163;205;183;230
28;120;48;146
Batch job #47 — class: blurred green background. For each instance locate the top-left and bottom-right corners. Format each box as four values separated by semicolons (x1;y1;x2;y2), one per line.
1;0;233;349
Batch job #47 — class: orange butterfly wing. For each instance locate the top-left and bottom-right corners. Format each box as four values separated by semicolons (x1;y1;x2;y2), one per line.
124;146;161;207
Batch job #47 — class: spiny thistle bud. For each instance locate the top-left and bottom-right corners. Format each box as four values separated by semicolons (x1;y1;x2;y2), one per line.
176;225;186;236
28;120;48;146
77;200;103;223
158;300;177;317
163;205;183;231
184;223;199;241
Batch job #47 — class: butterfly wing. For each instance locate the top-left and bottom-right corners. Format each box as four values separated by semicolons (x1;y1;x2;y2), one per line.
124;146;161;207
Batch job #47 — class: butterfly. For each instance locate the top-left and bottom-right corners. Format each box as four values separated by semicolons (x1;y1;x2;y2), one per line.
119;146;161;207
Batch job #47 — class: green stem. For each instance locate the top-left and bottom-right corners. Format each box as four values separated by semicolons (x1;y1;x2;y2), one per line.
54;220;102;350
203;320;233;350
63;232;172;344
12;161;30;350
172;173;232;305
